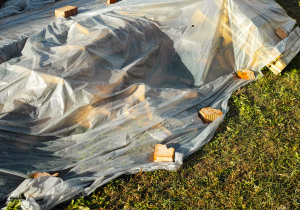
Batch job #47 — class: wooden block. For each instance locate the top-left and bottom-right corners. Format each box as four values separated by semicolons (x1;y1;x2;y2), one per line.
237;69;255;80
73;6;78;15
66;6;78;15
34;172;59;178
199;107;223;123
276;28;288;40
154;144;175;162
55;8;69;18
274;58;287;72
268;58;287;75
55;6;77;18
107;0;117;4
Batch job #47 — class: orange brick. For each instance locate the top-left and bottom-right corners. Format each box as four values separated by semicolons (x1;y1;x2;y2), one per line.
154;144;175;162
199;107;223;123
237;69;255;80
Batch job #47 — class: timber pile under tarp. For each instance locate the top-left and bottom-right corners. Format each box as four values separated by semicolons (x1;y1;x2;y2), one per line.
0;0;300;209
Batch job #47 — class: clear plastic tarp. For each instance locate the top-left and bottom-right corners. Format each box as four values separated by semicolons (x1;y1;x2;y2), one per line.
0;0;299;209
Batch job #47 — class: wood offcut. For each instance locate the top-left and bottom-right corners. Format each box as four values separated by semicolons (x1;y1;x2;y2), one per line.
34;172;59;178
237;69;255;80
55;6;78;18
154;144;175;162
107;0;117;4
199;107;223;123
268;57;287;75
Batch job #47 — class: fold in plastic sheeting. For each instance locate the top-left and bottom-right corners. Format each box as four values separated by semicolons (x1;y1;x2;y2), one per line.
0;0;299;209
0;0;55;19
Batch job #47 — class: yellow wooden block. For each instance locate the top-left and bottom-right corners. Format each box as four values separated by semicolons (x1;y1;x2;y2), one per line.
237;69;255;80
107;0;117;4
268;58;287;75
55;8;69;18
199;107;223;123
34;172;59;178
68;6;78;15
55;6;77;18
154;144;175;162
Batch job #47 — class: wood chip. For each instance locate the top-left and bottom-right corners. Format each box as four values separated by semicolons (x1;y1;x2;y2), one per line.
34;172;59;178
154;144;175;162
199;107;223;123
55;6;78;18
237;69;255;80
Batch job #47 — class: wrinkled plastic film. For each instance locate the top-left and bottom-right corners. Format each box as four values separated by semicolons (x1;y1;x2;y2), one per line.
0;0;299;209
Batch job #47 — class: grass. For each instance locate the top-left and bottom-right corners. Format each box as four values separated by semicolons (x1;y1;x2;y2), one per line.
7;0;300;209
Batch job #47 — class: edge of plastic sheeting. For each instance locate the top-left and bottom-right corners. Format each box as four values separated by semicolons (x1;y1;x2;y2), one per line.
268;27;300;75
4;176;91;210
281;27;300;65
2;153;184;210
20;198;40;210
281;19;297;34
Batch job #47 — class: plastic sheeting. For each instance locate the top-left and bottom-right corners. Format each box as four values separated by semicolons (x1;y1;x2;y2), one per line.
0;0;56;19
0;0;299;209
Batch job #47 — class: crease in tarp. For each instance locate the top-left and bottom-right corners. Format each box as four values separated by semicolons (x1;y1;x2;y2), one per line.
0;0;300;209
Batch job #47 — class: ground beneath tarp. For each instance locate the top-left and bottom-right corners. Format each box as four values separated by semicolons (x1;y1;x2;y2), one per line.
0;1;6;8
276;0;300;23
